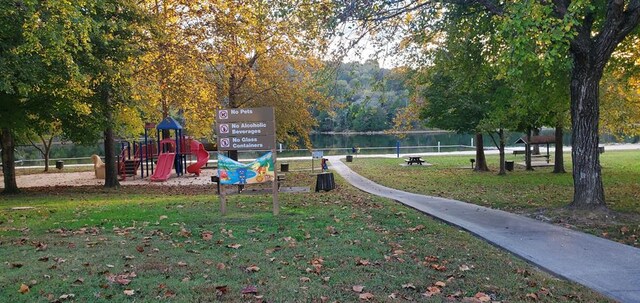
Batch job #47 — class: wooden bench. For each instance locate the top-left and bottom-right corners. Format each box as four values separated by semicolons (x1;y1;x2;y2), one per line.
531;154;550;163
405;156;425;165
512;150;526;155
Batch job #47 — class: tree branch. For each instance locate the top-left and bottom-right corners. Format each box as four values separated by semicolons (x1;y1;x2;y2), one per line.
28;137;45;157
487;131;500;149
551;0;570;18
594;0;640;69
474;0;504;16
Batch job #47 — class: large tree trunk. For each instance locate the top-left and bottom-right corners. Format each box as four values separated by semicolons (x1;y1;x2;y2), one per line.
553;124;566;174
42;135;53;173
1;128;19;194
497;128;506;175
525;128;533;171
568;54;604;209
103;90;120;188
474;132;489;172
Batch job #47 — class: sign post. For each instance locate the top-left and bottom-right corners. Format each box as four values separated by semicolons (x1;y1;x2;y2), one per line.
215;107;278;215
311;150;323;173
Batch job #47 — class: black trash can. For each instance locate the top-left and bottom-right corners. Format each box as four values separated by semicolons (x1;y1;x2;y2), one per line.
56;160;64;170
346;155;353;162
315;172;335;192
281;163;289;172
505;161;514;171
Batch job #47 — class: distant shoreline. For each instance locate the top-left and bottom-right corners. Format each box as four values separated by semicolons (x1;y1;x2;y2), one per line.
314;130;452;135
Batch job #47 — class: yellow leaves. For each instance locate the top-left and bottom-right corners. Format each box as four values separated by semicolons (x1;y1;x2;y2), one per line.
18;283;29;294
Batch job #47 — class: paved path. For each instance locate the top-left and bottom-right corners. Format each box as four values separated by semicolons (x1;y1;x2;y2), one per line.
328;157;640;303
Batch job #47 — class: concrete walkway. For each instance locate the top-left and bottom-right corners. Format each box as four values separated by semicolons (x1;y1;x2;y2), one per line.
328;157;640;303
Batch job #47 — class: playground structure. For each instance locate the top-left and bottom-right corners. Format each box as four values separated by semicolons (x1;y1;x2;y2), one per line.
112;117;212;182
187;139;210;177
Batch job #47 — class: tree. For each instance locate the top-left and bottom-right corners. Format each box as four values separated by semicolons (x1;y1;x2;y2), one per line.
481;1;640;209
334;0;640;210
196;0;331;153
417;5;503;172
0;1;93;193
26;120;62;172
77;0;149;188
133;0;217;138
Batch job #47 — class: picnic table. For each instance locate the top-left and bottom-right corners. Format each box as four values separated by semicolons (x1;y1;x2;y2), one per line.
405;156;425;165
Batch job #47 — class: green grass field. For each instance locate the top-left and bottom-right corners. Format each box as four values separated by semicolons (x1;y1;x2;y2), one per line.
346;150;640;248
0;169;612;302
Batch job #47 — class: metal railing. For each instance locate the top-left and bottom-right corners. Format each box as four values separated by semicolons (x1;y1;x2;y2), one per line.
3;144;477;168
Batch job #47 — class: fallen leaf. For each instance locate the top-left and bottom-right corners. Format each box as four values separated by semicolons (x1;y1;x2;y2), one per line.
34;242;48;251
124;289;135;296
227;243;242;249
356;259;371;266
459;264;471;271
73;278;84;285
402;283;416;289
18;284;29;294
430;264;447;271
164;290;176;298
427;286;441;294
407;225;425;232
215;285;228;295
424;255;439;262
216;263;226;270
159;215;168;220
136;246;144;253
201;231;213;241
59;294;75;300
359;292;374;300
352;285;365;293
177;261;187;267
475;292;491;302
434;281;446;288
179;228;191;237
245;265;260;272
106;272;136;285
526;293;539;300
300;277;310;282
241;285;258;294
326;226;338;235
621;226;630;234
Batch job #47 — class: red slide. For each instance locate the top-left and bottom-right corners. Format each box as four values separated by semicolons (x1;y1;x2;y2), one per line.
187;141;210;177
150;152;176;182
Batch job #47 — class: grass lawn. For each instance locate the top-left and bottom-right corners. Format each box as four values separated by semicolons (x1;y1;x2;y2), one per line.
346;150;640;248
0;167;612;302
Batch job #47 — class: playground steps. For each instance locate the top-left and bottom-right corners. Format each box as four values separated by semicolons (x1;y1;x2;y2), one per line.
119;159;140;180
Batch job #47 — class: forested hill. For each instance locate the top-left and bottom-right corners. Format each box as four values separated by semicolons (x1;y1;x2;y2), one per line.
314;60;413;132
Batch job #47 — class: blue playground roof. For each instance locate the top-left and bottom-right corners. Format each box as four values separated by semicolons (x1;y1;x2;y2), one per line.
156;117;183;130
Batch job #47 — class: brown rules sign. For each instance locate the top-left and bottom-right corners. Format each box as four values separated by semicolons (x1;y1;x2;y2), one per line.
216;107;275;151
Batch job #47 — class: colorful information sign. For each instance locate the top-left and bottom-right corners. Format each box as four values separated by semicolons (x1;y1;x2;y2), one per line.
218;152;274;185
